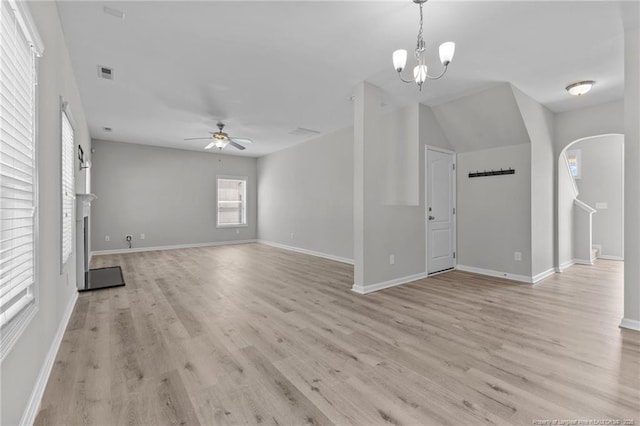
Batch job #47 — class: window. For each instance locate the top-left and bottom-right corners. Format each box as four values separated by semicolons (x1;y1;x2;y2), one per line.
566;149;581;179
217;177;247;227
0;0;43;358
61;103;74;267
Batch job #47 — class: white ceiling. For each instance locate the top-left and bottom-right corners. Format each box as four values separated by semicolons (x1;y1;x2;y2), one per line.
56;1;636;157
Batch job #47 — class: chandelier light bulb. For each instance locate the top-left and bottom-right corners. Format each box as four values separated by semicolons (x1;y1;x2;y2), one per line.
439;42;455;66
393;49;408;72
414;65;428;84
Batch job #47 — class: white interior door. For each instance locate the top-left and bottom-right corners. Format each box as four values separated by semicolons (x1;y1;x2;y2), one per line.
426;148;456;274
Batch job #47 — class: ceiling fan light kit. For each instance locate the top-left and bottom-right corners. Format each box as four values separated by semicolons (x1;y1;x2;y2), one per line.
184;122;252;151
393;0;455;91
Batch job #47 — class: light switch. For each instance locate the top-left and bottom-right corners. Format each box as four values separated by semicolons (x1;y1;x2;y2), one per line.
595;202;608;209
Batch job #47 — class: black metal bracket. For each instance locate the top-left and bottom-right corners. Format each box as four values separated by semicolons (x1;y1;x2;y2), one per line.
468;168;515;178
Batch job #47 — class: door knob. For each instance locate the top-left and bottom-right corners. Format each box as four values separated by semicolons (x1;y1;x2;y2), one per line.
428;215;435;220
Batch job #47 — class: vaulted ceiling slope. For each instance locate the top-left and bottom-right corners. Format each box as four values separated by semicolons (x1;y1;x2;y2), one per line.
433;83;530;153
56;1;636;157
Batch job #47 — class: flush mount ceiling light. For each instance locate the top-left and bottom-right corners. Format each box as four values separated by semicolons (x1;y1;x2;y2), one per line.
566;80;595;96
393;0;455;91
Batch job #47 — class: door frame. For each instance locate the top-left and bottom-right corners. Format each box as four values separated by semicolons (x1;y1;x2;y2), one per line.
425;145;457;275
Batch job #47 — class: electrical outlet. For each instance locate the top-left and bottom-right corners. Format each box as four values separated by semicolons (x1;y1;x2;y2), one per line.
105;235;110;242
390;254;395;265
236;229;240;234
140;233;145;240
514;251;522;261
290;232;294;240
125;234;132;242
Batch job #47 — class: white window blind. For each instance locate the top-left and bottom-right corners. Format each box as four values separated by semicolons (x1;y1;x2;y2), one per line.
217;177;247;226
0;0;41;337
61;106;74;266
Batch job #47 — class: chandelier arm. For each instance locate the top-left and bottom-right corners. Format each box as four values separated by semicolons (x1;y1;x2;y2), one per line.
425;65;449;80
397;71;415;84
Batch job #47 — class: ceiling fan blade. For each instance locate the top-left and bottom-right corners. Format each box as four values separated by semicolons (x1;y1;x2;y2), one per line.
184;137;211;141
229;137;252;144
228;141;246;150
204;142;216;150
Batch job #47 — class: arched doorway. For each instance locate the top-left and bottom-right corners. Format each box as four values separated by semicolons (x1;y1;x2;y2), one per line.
557;133;624;270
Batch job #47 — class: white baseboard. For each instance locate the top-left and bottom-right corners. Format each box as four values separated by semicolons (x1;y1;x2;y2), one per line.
619;318;640;331
456;264;534;284
574;258;594;265
257;240;353;265
351;272;427;294
532;268;555;284
556;259;575;272
92;239;257;256
599;255;624;261
20;290;79;426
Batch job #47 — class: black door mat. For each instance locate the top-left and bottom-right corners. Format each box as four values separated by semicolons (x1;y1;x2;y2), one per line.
80;266;126;292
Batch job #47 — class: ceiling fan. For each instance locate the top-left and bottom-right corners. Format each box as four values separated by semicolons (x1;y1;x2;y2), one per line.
184;123;252;151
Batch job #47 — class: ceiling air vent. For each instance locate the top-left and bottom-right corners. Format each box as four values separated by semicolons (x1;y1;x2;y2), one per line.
97;66;114;80
289;127;321;137
103;127;112;132
103;6;125;19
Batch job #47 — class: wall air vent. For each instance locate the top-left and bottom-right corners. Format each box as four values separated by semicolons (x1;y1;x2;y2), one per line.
97;66;114;80
289;127;321;137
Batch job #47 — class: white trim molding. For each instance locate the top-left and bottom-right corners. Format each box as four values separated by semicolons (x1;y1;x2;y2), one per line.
258;240;353;265
20;290;78;426
619;318;640;331
556;259;575;273
351;272;427;294
456;264;534;284
92;239;257;256
574;258;594;266
532;268;556;284
598;255;624;261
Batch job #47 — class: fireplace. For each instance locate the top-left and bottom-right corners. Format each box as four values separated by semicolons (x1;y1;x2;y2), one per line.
75;193;96;290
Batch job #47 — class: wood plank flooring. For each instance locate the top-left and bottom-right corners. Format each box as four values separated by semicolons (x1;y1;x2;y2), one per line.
35;244;639;425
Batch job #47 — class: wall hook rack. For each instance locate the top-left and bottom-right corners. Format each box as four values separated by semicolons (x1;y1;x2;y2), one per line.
468;168;515;178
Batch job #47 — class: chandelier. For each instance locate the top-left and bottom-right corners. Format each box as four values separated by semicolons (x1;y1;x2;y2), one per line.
392;0;455;91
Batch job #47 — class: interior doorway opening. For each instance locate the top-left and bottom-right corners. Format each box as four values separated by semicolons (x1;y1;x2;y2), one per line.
557;133;624;271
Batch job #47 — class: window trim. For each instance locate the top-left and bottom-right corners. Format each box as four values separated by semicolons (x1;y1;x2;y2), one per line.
60;99;75;271
216;175;248;228
0;0;43;362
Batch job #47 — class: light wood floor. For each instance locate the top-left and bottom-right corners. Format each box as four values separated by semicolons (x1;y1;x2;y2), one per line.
35;244;639;425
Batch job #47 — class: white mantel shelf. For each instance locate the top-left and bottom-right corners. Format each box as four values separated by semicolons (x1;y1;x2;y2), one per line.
76;193;97;220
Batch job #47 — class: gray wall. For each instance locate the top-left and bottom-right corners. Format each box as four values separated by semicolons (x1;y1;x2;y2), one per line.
623;27;640;326
1;2;91;424
91;140;257;251
555;100;623;154
433;83;530;153
257;127;354;260
457;144;533;277
353;83;452;291
554;101;624;270
574;135;624;259
512;87;556;277
361;102;426;286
